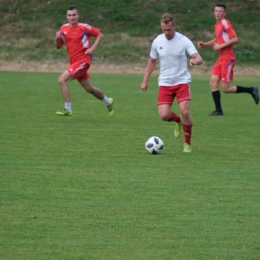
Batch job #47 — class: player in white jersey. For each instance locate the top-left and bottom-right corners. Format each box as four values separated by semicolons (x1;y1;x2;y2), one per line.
141;13;203;153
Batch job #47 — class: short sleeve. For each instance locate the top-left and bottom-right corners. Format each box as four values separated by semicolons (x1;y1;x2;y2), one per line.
184;37;198;57
150;39;159;59
82;23;100;37
225;21;237;38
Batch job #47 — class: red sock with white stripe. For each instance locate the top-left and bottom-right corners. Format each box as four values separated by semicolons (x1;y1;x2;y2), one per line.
182;124;192;145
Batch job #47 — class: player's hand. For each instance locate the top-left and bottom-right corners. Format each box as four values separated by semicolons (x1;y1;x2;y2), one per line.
190;59;197;66
213;42;221;51
85;48;93;55
141;81;148;92
56;31;61;39
197;42;205;48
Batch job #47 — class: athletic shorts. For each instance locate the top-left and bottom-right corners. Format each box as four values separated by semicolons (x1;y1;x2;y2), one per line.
158;84;191;106
212;57;235;83
67;61;90;82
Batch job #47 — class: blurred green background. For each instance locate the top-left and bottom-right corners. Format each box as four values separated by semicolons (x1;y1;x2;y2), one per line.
0;0;259;66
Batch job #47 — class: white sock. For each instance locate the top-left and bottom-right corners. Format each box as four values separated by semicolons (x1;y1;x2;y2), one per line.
102;96;110;106
65;102;72;111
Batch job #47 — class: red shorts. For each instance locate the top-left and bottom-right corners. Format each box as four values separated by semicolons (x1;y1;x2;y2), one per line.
212;57;235;83
158;84;191;106
67;61;90;82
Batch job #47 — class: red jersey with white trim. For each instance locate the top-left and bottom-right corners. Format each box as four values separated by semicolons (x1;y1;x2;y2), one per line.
59;22;100;64
215;19;236;59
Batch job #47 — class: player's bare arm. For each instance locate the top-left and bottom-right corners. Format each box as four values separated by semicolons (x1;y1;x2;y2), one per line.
141;58;157;92
198;38;216;48
190;53;203;66
213;35;238;51
55;31;63;49
85;32;104;55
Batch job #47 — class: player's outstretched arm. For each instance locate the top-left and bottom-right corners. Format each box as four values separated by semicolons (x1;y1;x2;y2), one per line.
198;38;216;48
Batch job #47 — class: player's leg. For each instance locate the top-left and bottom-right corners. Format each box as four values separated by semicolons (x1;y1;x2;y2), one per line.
209;74;223;116
179;101;192;153
56;70;74;116
174;84;192;152
80;78;114;117
179;101;192;125
158;104;173;121
174;84;192;142
158;103;182;138
251;86;259;104
220;60;237;93
157;86;181;123
209;59;224;116
220;60;259;104
225;84;259;104
80;78;105;99
221;82;235;93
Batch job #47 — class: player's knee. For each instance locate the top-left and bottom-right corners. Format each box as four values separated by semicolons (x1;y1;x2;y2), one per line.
210;80;218;90
159;115;169;121
58;77;63;85
181;110;190;119
58;76;66;86
159;111;170;121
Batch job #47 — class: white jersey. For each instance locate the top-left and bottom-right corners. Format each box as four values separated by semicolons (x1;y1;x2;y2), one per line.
150;32;198;86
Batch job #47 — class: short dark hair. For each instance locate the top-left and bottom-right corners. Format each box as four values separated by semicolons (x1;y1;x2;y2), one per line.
215;4;226;11
67;5;77;11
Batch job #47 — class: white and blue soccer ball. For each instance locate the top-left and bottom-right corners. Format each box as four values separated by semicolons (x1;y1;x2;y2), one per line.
145;136;164;155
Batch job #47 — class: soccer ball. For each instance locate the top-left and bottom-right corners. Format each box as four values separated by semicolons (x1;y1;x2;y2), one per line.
145;136;164;155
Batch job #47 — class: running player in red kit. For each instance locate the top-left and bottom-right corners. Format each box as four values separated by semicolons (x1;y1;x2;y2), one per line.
198;3;258;116
55;5;114;116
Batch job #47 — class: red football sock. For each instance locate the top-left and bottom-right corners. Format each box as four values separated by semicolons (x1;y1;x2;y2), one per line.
182;123;192;145
167;112;181;122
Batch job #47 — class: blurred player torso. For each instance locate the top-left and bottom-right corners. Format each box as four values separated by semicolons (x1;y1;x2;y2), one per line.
215;19;236;60
60;22;100;64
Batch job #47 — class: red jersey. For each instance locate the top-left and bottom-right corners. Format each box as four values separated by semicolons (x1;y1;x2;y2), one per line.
215;19;236;59
59;22;100;64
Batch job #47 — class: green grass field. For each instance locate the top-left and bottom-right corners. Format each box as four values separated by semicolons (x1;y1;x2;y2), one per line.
1;71;260;259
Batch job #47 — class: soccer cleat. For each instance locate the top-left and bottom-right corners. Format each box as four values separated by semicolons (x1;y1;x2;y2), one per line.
183;143;192;153
208;110;224;116
174;117;182;138
252;86;259;104
56;109;72;116
107;98;114;117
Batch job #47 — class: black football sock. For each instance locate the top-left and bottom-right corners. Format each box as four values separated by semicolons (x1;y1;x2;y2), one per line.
212;90;223;112
236;86;253;94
